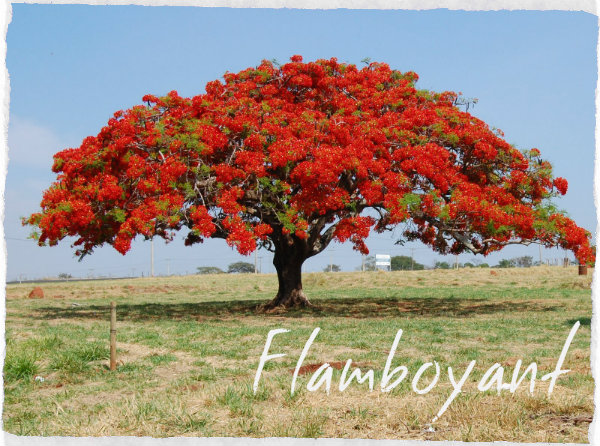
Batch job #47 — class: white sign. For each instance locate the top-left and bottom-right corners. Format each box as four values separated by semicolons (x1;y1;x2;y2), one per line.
376;254;391;267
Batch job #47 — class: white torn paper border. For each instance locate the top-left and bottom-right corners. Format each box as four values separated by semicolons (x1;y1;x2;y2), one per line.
0;1;597;446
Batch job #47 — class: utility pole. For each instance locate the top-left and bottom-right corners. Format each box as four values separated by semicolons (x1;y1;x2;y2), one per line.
258;257;262;274
109;302;117;371
151;239;155;277
410;248;415;270
254;250;258;274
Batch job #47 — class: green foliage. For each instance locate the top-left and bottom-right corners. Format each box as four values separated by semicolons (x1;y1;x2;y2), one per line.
216;386;253;417
399;193;422;213
110;208;127;223
4;352;38;382
147;353;177;366
434;261;451;270
323;264;341;272
360;256;377;271
514;256;533;268
53;156;65;170
496;256;533;268
496;259;515;268
50;342;109;375
391;255;424;271
227;262;255;274
197;266;224;275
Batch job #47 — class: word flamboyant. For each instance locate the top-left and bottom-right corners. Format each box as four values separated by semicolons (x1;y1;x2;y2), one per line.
253;322;580;422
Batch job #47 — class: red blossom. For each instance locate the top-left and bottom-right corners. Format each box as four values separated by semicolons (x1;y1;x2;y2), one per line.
553;177;568;195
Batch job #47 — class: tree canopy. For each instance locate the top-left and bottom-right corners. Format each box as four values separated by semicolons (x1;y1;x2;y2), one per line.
391;255;425;271
434;261;452;270
496;256;534;268
24;55;594;307
227;261;255;274
324;264;341;272
197;266;224;275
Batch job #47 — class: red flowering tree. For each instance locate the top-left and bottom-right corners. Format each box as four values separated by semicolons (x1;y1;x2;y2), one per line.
25;56;594;308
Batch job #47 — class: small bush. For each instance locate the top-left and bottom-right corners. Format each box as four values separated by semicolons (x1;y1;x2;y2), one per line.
148;353;177;366
50;352;89;374
50;342;109;374
4;353;38;382
76;343;110;362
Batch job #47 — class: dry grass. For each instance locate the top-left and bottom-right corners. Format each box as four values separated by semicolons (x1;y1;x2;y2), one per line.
3;266;593;441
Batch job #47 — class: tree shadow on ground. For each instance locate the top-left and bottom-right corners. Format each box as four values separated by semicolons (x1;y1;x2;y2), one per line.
32;295;563;322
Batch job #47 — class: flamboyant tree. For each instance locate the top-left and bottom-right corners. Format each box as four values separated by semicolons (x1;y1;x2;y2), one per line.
25;56;594;308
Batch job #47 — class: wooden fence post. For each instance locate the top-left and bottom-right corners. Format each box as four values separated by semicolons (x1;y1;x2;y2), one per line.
110;301;117;371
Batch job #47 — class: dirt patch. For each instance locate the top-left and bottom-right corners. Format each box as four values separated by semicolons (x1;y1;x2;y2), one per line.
118;342;160;362
67;387;135;411
560;281;592;290
541;414;592;426
152;351;197;381
145;286;168;293
28;287;44;299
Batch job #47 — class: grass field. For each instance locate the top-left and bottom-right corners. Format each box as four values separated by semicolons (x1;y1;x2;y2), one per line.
3;266;594;442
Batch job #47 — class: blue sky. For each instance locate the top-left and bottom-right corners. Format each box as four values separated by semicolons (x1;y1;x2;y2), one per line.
5;6;598;279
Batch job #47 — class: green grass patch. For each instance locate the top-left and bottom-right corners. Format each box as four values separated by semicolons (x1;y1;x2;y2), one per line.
3;267;593;441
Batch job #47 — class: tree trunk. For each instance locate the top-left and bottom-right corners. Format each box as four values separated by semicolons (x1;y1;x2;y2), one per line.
265;247;311;309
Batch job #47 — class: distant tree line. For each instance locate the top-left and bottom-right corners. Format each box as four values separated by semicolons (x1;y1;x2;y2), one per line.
360;255;426;271
495;256;533;268
434;261;489;269
197;261;256;275
323;264;342;272
197;254;550;275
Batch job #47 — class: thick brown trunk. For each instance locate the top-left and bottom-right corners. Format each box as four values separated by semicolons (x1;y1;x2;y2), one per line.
265;248;311;309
